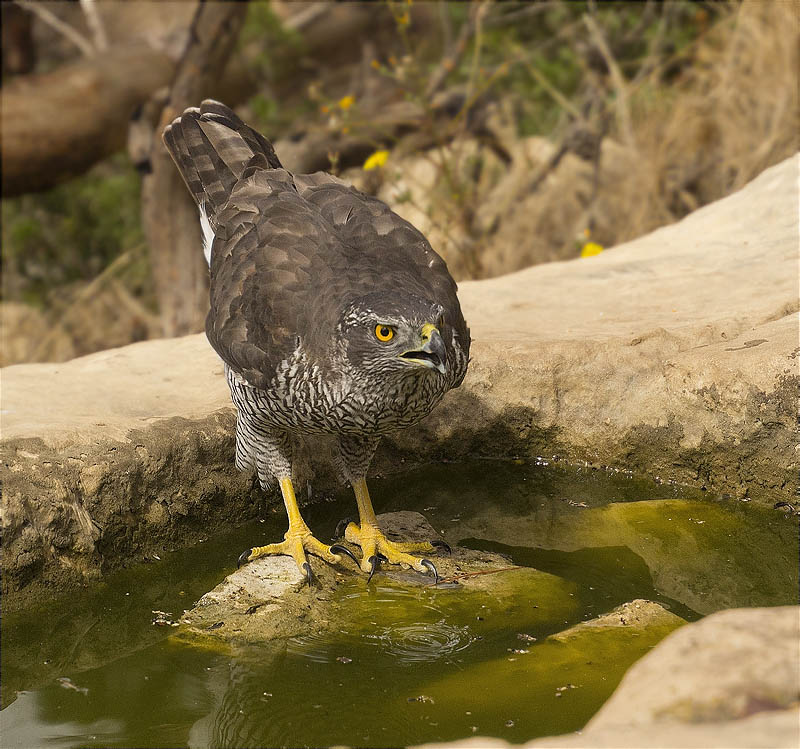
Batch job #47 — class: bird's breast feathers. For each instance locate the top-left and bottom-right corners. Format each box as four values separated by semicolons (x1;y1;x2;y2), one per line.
226;338;454;437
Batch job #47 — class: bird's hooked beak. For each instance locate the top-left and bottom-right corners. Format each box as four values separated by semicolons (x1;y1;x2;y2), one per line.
399;323;447;374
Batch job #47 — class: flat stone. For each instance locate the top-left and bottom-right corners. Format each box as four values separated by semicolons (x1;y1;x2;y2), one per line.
2;156;797;608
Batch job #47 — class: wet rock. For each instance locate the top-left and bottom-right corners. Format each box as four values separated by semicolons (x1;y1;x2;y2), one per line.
175;512;578;648
2;156;796;608
587;605;800;728
550;599;685;637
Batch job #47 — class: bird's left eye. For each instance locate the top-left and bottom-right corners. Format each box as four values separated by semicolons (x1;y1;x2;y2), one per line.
374;324;395;342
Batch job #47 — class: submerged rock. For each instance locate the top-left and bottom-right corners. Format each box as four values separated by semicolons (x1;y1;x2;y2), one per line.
549;599;685;636
452;498;798;615
175;512;578;648
407;600;685;740
415;605;799;749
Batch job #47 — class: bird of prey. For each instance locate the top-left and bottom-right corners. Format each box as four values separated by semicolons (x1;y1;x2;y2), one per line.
163;100;469;584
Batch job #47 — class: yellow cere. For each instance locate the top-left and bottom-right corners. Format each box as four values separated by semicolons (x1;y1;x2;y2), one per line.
420;323;438;341
375;324;395;342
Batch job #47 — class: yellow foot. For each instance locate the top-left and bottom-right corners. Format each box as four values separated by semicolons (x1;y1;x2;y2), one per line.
343;522;447;581
238;529;355;584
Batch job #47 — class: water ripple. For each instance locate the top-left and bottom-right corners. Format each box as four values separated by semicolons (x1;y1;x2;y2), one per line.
287;580;478;666
376;620;476;664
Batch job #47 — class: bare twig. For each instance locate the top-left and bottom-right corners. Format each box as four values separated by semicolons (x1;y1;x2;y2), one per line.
79;0;108;52
630;2;670;88
521;54;584;121
484;2;560;29
620;0;658;48
16;0;95;57
583;12;636;150
282;2;329;32
437;1;453;51
425;0;489;99
30;249;156;360
466;0;491;105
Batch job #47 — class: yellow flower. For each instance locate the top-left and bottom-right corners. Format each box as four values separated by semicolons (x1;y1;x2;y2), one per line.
338;95;355;111
363;149;389;171
397;12;410;26
580;241;604;258
371;59;381;69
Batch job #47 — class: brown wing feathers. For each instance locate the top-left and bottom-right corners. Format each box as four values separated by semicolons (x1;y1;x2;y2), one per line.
162;100;283;225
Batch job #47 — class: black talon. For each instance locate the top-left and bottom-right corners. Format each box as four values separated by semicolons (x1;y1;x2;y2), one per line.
330;544;360;566
774;501;798;514
367;554;381;583
431;539;452;555
303;562;317;586
237;549;252;569
334;517;354;540
420;559;439;584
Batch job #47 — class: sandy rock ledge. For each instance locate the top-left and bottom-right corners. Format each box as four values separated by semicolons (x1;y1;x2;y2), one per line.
2;156;797;609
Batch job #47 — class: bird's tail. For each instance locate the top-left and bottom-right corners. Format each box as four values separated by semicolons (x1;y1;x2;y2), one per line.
162;99;282;226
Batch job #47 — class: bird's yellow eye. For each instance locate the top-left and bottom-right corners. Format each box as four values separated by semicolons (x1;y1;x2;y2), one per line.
375;324;394;342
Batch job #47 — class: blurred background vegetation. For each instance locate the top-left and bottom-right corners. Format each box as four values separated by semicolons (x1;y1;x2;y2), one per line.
2;0;797;365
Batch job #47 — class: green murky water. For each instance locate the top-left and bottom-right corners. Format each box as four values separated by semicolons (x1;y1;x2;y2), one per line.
2;461;797;748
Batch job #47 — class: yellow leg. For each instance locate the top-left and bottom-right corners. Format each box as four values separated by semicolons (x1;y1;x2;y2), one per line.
344;478;437;574
241;477;341;575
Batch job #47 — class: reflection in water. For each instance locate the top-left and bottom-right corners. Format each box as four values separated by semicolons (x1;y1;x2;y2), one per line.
1;460;797;748
186;644;427;749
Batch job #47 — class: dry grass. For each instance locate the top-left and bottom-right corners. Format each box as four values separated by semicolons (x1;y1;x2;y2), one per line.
364;2;799;280
603;1;799;245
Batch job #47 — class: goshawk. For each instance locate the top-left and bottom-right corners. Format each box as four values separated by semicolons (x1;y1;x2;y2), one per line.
164;100;469;583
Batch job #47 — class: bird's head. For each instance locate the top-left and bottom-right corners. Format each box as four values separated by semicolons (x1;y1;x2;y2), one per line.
339;293;449;378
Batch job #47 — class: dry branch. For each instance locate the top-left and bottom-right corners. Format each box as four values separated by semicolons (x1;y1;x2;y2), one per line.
583;13;636;150
1;45;174;196
1;43;255;197
16;0;95;57
141;1;248;338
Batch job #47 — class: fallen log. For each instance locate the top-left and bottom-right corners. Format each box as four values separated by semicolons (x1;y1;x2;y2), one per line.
1;43;256;197
1;45;173;196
